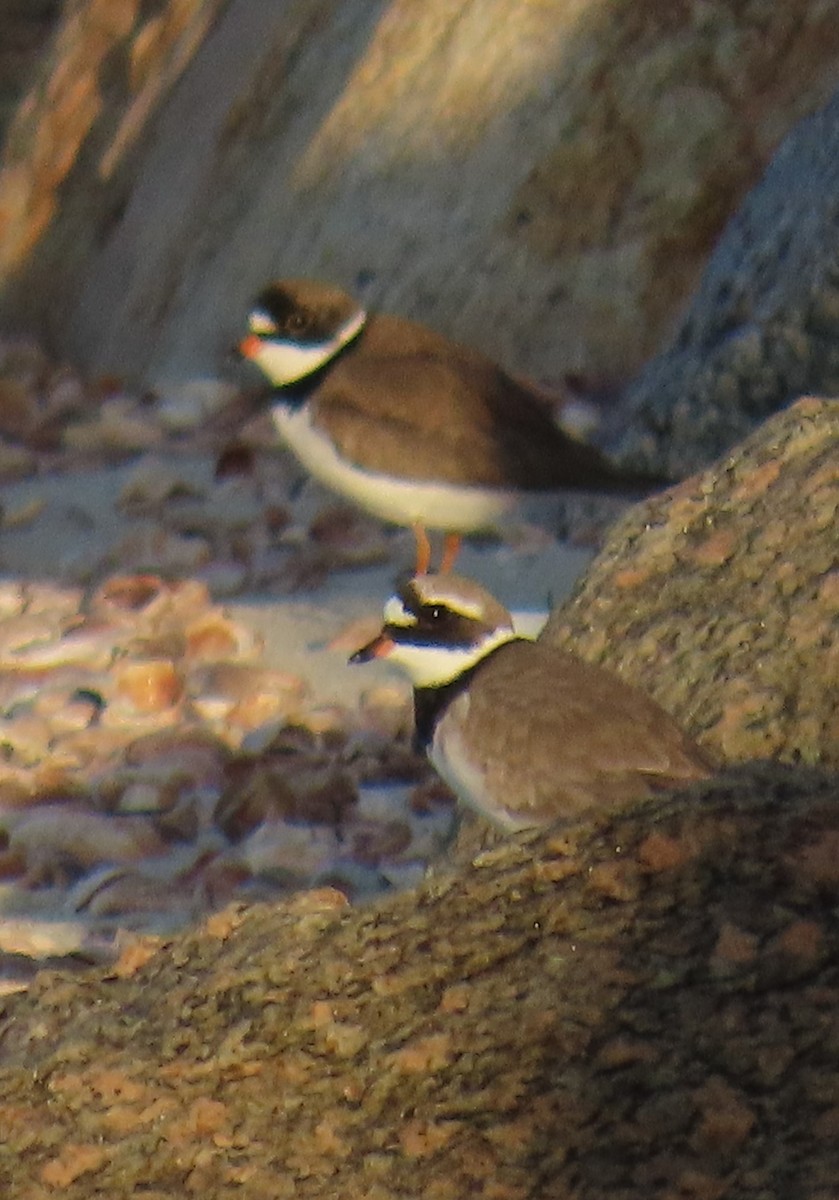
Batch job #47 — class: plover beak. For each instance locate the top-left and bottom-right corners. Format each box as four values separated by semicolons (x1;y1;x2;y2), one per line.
348;633;395;664
238;334;262;359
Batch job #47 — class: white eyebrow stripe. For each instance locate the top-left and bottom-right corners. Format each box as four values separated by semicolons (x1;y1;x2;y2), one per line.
436;595;483;619
410;586;484;620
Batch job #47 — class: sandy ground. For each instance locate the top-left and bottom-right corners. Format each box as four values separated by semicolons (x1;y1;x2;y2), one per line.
0;457;596;708
0;441;603;981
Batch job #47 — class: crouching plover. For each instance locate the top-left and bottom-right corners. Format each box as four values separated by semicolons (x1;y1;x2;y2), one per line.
350;572;714;830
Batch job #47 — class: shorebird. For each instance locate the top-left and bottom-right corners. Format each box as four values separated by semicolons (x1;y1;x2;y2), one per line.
238;279;660;571
351;572;714;830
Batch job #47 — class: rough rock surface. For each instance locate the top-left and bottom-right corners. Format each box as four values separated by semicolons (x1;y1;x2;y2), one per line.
0;1;59;138
543;398;839;768
616;87;839;477
3;1;839;388
0;763;837;1197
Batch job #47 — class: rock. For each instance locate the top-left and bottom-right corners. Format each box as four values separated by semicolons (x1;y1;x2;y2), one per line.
3;2;839;389
89;574;212;628
616;85;839;477
68;866;197;922
0;496;46;529
0;1;60;143
0;620;120;670
542;398;839;767
0;806;166;886
237;818;342;884
0;765;836;1195
182;612;262;663
0;916;93;961
112;658;185;714
154;377;239;432
117;455;204;510
0;435;35;480
0;376;38;438
61;396;163;453
107;523;212;574
187;662;306;729
190;558;249;597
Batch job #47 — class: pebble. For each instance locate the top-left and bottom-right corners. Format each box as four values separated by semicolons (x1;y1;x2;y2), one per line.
1;496;46;529
0;808;168;886
238;819;343;882
0;438;35;481
154;377;239;433
113;659;184;712
118;456;204;509
67;866;198;923
183;613;262;662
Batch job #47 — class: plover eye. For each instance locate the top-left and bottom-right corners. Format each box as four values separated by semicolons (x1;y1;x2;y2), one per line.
286;313;306;333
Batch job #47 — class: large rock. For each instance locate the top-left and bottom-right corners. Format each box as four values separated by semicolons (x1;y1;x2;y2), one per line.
543;398;839;768
0;1;59;137
617;86;839;477
2;1;839;388
0;764;837;1197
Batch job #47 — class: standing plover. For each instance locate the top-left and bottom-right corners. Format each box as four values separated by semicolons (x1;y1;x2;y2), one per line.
238;279;659;570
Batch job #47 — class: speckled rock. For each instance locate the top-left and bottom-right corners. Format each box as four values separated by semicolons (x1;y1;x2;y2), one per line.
543;398;839;767
3;1;839;390
616;85;839;477
0;764;837;1197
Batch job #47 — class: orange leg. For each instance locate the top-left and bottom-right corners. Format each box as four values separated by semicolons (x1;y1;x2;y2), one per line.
440;532;462;574
413;524;432;575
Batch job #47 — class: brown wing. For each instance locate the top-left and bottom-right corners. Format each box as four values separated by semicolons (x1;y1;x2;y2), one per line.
310;314;642;491
456;642;713;825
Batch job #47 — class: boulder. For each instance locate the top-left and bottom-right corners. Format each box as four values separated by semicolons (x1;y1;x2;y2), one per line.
543;398;839;768
617;86;839;476
2;0;839;390
0;0;59;138
0;764;837;1196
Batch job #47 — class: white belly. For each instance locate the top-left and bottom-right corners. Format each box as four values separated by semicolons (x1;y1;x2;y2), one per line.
428;701;515;832
272;403;519;533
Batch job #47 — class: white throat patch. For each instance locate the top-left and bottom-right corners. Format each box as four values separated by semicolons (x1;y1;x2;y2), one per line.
384;627;517;688
249;308;366;386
